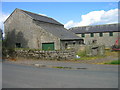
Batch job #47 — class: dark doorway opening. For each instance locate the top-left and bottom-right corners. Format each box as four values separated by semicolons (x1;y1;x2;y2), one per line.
16;43;21;48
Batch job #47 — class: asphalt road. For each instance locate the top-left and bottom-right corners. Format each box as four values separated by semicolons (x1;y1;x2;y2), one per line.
2;62;119;88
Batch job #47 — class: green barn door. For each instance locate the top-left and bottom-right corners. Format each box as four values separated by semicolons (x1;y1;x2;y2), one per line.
42;43;54;50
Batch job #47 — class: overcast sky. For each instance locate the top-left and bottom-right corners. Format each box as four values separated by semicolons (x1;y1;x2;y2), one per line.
1;2;119;30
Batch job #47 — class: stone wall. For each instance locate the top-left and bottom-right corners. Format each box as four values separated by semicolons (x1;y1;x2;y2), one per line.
4;9;61;50
70;23;119;49
4;49;76;60
76;32;119;48
85;45;105;56
76;45;105;56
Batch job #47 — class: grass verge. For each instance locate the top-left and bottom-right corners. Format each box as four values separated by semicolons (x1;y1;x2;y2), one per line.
104;60;120;65
75;50;105;61
75;49;118;61
52;66;72;69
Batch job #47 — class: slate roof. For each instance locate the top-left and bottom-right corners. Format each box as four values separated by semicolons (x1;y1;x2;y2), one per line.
69;23;119;34
20;9;82;40
20;9;63;26
35;21;82;40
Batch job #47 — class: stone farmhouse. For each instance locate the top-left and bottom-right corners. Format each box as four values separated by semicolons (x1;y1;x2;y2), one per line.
70;23;119;48
4;8;83;50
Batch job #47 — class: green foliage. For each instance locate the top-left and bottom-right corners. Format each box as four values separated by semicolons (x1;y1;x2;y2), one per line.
76;50;86;57
75;49;119;61
15;48;42;51
104;60;120;65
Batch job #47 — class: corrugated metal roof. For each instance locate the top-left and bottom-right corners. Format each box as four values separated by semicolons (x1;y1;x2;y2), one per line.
69;23;119;34
19;9;63;26
34;21;82;40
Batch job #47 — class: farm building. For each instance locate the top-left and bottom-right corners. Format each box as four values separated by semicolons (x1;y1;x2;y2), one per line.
70;23;120;48
4;8;83;50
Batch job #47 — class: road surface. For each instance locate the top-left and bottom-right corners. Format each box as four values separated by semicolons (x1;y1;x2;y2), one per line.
2;62;119;88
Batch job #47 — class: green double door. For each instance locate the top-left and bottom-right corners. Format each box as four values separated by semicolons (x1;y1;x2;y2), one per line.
42;43;54;50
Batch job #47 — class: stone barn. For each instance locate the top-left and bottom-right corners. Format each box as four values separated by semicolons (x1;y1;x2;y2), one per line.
4;8;83;50
70;23;120;48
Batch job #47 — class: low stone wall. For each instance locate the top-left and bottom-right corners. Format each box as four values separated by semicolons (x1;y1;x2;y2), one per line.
3;49;76;60
76;45;105;57
85;45;105;56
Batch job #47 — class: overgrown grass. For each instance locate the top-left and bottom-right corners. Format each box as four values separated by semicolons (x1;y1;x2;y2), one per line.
76;51;86;57
75;50;105;61
15;48;61;51
15;48;42;51
75;49;118;61
105;49;118;57
75;55;105;61
104;60;120;65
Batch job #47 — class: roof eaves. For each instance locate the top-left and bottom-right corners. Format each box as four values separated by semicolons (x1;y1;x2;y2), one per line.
74;31;119;34
60;38;82;41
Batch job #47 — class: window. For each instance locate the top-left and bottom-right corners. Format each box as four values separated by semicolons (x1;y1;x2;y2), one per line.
92;40;97;44
81;33;85;37
109;32;113;36
99;32;103;37
16;43;21;48
90;33;94;37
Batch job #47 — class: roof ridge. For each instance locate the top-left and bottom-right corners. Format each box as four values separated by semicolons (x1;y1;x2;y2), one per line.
69;23;118;30
17;8;63;26
70;23;119;33
18;8;52;19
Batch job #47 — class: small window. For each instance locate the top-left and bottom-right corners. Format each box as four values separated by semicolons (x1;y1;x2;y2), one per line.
16;43;21;48
99;32;103;37
90;33;94;37
109;32;113;36
81;33;85;37
92;40;97;44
